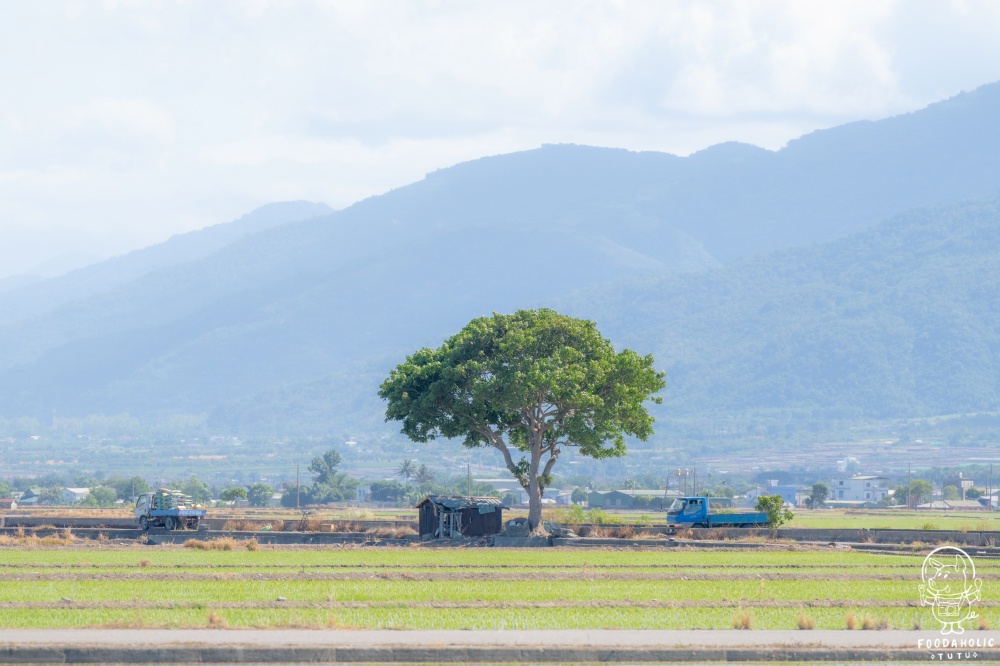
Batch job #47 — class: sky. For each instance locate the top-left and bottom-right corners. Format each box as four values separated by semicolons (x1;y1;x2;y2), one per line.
2;1;1000;278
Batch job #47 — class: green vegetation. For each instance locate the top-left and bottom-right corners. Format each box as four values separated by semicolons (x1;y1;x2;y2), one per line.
756;495;793;527
380;308;665;533
0;547;995;630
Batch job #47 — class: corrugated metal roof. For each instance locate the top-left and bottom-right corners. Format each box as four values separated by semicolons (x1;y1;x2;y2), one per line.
415;495;506;511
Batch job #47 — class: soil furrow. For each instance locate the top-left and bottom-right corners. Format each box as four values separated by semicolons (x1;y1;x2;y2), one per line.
0;571;927;581
0;599;986;609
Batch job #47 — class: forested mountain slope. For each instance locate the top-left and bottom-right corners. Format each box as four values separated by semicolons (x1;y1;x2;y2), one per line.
1;83;1000;430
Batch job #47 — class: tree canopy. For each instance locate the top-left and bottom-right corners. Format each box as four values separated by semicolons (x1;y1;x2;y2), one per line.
247;482;273;507
309;450;342;485
379;308;665;533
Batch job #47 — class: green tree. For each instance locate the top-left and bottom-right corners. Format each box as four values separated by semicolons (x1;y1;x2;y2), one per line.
942;485;960;501
221;487;247;503
807;482;829;508
380;308;665;534
755;495;794;527
73;474;99;488
396;459;416;483
896;479;933;506
247;483;273;507
570;487;588;504
309;450;343;485
370;480;407;502
413;464;436;485
181;475;212;504
966;487;983;499
108;476;151;501
39;486;64;506
79;486;117;507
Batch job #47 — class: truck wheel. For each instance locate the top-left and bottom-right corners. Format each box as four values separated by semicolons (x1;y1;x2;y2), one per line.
693;523;705;529
164;517;176;531
139;516;149;531
741;523;752;528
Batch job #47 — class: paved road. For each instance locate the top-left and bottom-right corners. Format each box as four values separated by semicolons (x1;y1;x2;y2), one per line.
0;629;994;662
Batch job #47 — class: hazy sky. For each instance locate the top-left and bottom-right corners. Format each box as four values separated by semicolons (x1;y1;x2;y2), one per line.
2;1;1000;277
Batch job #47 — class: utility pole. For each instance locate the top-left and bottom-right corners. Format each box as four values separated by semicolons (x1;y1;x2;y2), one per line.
296;462;300;510
467;458;472;498
907;463;912;510
986;463;993;511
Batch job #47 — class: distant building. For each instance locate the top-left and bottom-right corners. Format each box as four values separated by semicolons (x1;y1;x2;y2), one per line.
587;490;635;508
745;481;800;507
831;475;888;503
0;498;16;510
18;488;41;506
942;473;976;500
415;495;506;538
62;487;90;504
917;499;987;511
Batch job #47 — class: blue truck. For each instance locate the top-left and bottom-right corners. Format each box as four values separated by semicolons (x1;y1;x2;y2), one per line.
133;490;206;531
666;496;770;532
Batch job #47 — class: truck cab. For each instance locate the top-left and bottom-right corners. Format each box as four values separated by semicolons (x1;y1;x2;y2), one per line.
666;497;710;528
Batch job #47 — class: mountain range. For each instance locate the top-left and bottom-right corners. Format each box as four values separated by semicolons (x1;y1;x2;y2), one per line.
2;81;1000;437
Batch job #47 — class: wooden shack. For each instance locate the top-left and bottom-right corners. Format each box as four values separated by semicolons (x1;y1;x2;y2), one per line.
415;495;506;538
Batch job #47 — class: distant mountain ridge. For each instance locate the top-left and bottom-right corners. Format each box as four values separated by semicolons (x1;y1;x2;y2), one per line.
2;82;1000;431
0;201;332;327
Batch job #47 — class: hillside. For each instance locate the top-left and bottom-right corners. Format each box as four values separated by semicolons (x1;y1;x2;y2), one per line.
561;196;1000;421
1;82;1000;431
0;201;332;327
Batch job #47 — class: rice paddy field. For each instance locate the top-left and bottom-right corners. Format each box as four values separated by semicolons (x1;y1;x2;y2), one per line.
0;544;996;631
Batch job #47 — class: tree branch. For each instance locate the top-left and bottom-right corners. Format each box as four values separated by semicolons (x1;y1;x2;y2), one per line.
478;426;526;486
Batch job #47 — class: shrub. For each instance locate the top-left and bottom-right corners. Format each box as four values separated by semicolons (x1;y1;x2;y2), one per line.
846;612;857;630
732;608;752;630
222;519;261;532
797;612;814;630
184;538;240;551
207;611;228;628
608;525;635;539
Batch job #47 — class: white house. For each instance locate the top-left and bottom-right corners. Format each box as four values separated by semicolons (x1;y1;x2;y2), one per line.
831;475;888;503
62;487;91;504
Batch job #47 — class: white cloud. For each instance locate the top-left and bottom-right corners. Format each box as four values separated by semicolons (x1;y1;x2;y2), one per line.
70;98;175;143
0;1;999;276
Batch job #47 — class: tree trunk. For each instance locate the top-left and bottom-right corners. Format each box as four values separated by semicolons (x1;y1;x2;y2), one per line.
526;441;545;535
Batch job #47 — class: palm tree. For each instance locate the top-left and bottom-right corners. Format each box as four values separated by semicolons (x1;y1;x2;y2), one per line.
396;459;416;483
414;464;436;485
